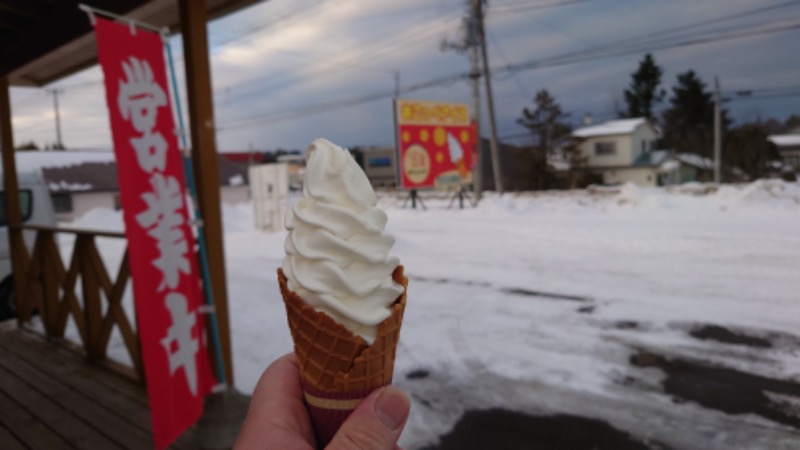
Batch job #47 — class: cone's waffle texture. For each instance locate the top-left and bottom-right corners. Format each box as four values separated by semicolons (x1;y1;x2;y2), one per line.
278;266;407;447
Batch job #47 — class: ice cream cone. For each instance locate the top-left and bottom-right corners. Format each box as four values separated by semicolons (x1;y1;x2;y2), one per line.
277;266;408;448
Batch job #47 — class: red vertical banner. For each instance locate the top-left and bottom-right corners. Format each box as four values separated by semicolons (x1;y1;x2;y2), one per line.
94;18;214;449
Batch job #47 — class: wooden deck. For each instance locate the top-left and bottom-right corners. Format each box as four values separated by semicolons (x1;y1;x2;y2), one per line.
0;323;200;449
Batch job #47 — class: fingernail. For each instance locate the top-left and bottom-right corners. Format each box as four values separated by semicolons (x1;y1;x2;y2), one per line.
374;387;410;431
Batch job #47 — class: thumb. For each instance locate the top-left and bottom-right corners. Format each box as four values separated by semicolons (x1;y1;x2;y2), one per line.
326;386;410;450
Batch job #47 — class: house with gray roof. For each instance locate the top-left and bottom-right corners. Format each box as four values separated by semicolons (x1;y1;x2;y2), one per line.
7;151;249;221
768;133;800;173
572;118;712;186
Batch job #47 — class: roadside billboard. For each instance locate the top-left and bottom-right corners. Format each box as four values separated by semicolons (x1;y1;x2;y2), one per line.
395;99;476;190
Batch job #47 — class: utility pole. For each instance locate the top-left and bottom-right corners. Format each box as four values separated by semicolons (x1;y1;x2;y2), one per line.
443;0;504;196
393;70;400;98
475;0;504;194
47;88;64;149
713;77;721;184
442;2;484;200
467;4;483;200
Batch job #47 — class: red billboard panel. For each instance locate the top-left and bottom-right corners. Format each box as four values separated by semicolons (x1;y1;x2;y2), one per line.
395;99;475;190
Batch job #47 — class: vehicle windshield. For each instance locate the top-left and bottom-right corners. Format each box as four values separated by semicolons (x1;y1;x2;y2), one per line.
0;190;33;226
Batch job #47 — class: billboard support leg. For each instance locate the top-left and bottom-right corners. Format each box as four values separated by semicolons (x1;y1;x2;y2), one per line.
401;190;427;210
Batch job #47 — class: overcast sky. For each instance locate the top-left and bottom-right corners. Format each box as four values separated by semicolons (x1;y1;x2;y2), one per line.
9;0;800;151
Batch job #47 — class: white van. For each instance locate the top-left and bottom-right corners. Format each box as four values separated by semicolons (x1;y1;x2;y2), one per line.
0;171;56;319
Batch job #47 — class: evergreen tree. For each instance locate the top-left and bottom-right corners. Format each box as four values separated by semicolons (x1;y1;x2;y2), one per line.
724;123;781;180
518;89;572;189
622;54;665;121
783;114;800;132
561;137;590;189
661;70;722;157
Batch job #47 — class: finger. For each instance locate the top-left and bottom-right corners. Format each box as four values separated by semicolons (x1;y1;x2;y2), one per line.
234;353;314;449
326;386;410;450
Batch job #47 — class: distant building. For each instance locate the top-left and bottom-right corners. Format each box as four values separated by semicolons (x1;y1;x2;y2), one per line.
8;151;249;221
219;149;269;165
276;153;306;190
357;147;397;188
571;118;710;187
768;134;800;173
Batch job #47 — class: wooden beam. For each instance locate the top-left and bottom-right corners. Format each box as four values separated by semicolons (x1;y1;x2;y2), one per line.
0;76;29;323
179;0;233;385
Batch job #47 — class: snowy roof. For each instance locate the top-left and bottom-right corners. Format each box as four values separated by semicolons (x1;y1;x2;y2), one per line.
43;162;118;192
768;134;800;147
5;150;116;174
5;150;248;192
573;118;650;138
674;153;713;170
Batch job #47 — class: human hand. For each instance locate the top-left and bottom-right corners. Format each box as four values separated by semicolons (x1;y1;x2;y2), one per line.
234;353;411;449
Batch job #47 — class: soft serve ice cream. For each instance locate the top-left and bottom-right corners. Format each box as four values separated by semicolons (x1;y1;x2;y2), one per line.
282;138;404;343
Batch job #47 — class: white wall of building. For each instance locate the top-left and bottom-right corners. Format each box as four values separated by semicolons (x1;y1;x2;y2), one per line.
55;191;118;222
221;185;249;204
249;164;288;232
579;124;659;168
580;134;632;167
603;168;657;186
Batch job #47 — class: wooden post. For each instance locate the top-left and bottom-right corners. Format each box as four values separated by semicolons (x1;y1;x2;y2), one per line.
179;0;233;384
80;236;105;361
0;76;30;323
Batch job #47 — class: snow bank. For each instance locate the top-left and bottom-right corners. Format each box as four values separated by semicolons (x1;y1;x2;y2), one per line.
443;180;800;214
67;207;125;231
715;179;800;210
222;202;256;233
49;179;799;449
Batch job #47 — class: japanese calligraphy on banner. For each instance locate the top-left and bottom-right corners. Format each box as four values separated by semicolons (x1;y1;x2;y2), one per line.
94;18;214;449
395;99;476;190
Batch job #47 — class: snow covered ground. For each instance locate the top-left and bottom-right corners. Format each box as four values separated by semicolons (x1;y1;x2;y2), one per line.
66;180;800;449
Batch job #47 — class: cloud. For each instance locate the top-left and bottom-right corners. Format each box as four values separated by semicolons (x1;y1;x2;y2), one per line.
8;0;800;150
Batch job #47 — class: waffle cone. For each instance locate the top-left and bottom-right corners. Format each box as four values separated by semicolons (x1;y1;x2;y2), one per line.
277;266;407;447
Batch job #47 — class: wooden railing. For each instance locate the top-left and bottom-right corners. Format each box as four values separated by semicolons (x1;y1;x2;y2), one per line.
13;224;143;381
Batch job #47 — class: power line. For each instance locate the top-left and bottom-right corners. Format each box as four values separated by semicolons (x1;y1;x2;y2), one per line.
216;72;467;131
215;14;461;111
501;20;800;75
727;91;800;102
487;30;532;98
215;10;800;132
491;0;800;72
231;0;799;117
490;0;594;15
210;0;331;49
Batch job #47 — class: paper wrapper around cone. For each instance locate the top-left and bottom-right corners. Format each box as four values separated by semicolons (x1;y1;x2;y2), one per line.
278;266;408;448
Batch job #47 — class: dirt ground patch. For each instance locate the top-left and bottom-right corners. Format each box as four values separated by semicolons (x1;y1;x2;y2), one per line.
689;324;772;348
419;408;662;450
631;352;800;429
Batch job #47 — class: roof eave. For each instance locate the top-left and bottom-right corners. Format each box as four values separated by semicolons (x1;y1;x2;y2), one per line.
5;0;263;87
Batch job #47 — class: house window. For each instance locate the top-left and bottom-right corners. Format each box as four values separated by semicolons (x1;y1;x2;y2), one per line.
641;141;646;153
368;157;392;168
0;190;33;226
595;142;616;156
52;193;73;213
